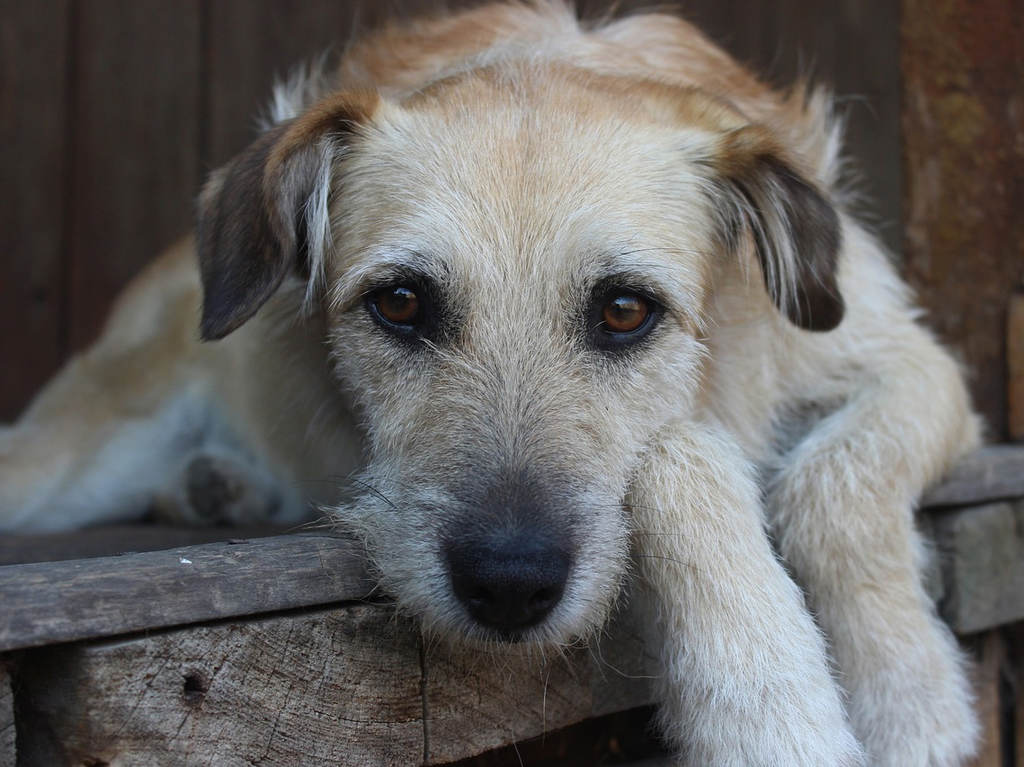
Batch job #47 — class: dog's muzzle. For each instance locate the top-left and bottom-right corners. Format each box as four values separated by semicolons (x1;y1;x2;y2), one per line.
445;527;571;638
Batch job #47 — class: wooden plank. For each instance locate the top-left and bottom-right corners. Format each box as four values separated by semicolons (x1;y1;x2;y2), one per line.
422;597;654;764
0;0;70;421
933;501;1024;634
0;660;13;767
16;605;425;766
67;0;201;351
966;631;1006;767
0;523;293;566
13;600;655;766
922;445;1024;508
0;534;374;652
901;0;1024;438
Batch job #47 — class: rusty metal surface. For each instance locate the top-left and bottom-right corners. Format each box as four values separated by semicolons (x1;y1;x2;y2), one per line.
901;0;1024;437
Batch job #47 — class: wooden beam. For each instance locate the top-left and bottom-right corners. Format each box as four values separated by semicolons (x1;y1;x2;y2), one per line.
922;445;1024;508
13;600;653;766
966;631;1007;767
934;500;1024;634
0;534;374;652
423;594;654;764
16;605;426;766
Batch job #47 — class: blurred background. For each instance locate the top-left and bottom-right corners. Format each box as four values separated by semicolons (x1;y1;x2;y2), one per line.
1;1;1021;439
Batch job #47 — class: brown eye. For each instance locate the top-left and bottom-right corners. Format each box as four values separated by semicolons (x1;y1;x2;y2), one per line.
602;294;650;334
375;286;420;325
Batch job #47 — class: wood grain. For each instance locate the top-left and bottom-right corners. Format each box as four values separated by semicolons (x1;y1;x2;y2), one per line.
0;0;71;420
13;601;655;766
17;605;426;767
67;0;202;351
0;534;375;652
422;596;654;764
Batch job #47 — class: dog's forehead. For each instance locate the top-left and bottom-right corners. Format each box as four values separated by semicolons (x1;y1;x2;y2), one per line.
329;66;717;303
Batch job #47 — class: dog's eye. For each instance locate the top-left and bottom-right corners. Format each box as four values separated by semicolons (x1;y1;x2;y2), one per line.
371;285;421;327
602;294;650;334
588;287;661;351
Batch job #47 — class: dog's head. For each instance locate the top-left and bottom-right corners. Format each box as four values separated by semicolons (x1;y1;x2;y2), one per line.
197;62;842;645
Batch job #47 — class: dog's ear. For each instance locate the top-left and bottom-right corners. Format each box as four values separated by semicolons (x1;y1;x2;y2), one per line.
711;125;844;332
196;91;378;341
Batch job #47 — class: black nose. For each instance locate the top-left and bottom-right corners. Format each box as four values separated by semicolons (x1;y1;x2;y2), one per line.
446;530;571;636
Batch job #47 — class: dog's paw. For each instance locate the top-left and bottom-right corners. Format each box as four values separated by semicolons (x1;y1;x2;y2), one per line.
843;617;978;767
658;698;867;767
152;449;290;526
184;452;279;524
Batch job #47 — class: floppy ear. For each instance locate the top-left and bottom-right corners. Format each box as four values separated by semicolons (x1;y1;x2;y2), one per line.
712;126;844;332
196;91;378;341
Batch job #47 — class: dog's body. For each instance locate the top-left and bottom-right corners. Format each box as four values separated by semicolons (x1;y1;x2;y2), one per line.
1;3;981;765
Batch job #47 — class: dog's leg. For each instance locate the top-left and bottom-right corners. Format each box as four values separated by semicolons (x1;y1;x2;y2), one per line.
767;338;980;766
627;421;865;767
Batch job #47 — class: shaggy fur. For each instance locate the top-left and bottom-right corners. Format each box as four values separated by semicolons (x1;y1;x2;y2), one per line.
0;3;980;765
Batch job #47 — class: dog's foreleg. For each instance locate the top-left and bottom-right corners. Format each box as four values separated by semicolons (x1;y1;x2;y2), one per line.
627;421;865;767
767;337;980;767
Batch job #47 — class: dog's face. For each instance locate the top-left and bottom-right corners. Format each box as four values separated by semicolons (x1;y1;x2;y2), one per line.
197;65;841;644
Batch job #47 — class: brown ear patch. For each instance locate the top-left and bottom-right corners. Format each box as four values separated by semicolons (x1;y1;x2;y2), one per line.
713;127;844;332
196;91;379;341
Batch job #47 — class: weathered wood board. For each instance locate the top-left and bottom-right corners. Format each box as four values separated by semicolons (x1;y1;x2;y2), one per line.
422;595;655;764
17;605;426;766
0;523;292;566
922;445;1024;508
14;601;653;767
933;500;1024;635
0;534;374;652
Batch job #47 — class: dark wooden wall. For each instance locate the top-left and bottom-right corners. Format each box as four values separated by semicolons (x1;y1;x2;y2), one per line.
901;0;1024;440
2;1;901;421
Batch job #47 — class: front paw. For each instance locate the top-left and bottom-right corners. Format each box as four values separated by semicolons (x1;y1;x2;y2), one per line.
653;660;867;767
842;615;978;767
151;449;297;526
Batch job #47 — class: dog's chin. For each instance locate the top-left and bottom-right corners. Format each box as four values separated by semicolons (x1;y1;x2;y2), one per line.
414;578;625;651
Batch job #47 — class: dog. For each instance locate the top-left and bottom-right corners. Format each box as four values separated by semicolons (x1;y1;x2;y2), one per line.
0;2;981;764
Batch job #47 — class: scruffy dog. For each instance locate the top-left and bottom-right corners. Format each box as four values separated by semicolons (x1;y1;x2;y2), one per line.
0;3;980;764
